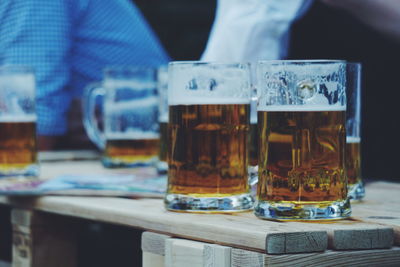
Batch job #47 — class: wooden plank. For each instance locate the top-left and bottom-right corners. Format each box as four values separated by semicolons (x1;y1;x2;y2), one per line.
11;209;77;267
231;248;265;267
264;247;400;267
241;211;393;252
332;228;393;249
351;182;400;245
165;239;233;267
142;232;171;256
142;232;171;267
280;219;395;250
143;252;164;267
165;239;206;267
266;231;327;254
5;196;328;254
0;172;398;255
6;194;396;254
203;244;231;267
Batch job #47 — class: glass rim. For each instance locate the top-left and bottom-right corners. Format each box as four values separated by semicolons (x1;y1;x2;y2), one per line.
0;64;34;74
169;61;251;68
258;59;345;66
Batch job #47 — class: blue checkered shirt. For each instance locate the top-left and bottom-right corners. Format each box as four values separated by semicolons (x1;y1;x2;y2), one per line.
0;0;169;135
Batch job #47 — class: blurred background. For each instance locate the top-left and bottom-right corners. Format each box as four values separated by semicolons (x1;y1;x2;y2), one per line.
1;1;399;266
138;0;400;181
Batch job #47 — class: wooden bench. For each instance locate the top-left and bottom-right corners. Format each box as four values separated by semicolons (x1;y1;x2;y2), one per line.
0;156;399;266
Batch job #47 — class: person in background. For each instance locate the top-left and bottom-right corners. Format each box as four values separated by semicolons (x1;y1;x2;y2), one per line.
201;0;313;63
0;0;169;150
202;0;400;62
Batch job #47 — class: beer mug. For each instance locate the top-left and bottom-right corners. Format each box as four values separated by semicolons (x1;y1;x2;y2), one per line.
249;87;259;181
255;60;351;220
83;67;159;168
0;66;38;177
346;63;364;200
156;66;168;173
165;62;254;212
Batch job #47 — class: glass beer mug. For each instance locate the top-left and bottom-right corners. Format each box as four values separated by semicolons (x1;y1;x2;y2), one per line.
0;65;38;177
156;66;169;174
83;67;159;168
255;60;351;220
346;62;364;200
164;62;254;212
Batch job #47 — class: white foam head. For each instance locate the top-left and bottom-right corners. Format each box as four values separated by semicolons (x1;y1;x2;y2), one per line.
105;97;158;113
0;114;36;122
169;97;250;106
106;131;159;140
168;62;251;106
258;104;345;112
103;80;156;90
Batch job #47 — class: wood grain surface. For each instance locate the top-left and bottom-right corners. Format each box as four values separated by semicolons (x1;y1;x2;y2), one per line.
0;157;399;255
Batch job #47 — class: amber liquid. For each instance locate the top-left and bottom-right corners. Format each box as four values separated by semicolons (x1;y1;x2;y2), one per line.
0;121;37;170
159;122;168;162
105;138;159;163
346;138;361;186
249;123;258;167
168;104;250;196
258;110;347;203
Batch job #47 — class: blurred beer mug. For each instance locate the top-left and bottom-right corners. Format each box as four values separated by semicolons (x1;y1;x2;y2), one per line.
156;66;168;174
165;62;254;212
248;87;258;184
346;63;364;200
0;66;38;177
255;60;351;220
83;67;159;168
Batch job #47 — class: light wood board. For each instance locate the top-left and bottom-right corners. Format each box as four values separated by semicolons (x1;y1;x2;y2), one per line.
0;188;395;254
0;159;398;255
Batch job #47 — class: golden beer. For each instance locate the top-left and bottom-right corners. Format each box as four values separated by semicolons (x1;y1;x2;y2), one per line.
159;121;168;163
346;136;364;199
249;123;258;167
257;109;347;204
0;120;37;172
104;137;159;166
168;104;250;196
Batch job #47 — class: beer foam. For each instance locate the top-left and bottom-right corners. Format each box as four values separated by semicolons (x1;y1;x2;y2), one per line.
103;80;156;90
0;115;37;122
106;131;159;140
169;97;250;106
346;136;361;143
106;97;158;112
258;105;345;112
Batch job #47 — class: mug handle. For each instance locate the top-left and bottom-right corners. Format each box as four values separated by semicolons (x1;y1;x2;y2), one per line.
82;82;106;150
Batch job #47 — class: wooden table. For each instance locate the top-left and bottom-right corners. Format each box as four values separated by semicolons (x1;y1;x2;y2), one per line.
0;156;399;267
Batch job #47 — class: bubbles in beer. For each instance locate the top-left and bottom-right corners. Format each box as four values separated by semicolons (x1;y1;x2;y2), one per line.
257;109;347;202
